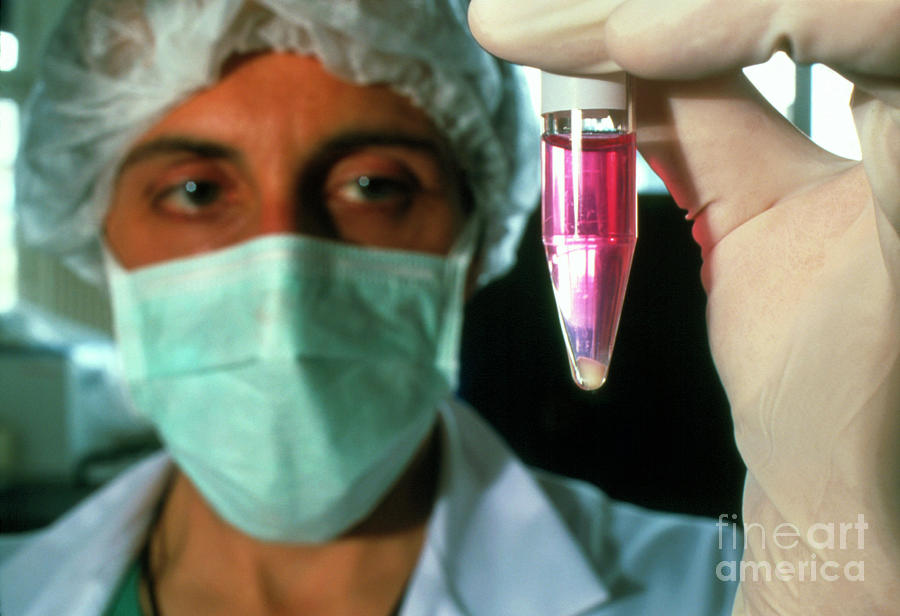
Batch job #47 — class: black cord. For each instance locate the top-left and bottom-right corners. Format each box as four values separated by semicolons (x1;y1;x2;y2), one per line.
139;538;162;616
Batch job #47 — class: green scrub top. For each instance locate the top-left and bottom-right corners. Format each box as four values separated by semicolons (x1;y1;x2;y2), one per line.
103;560;143;616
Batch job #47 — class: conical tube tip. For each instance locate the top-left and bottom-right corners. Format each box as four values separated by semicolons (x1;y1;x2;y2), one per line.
572;356;608;391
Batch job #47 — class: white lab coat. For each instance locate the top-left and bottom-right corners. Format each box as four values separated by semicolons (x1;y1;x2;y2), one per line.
0;399;739;615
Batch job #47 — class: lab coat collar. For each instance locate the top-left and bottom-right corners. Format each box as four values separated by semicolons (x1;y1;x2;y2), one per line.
0;452;173;616
0;400;610;616
401;399;610;616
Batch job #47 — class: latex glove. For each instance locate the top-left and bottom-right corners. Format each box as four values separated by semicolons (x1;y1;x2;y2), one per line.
469;1;900;614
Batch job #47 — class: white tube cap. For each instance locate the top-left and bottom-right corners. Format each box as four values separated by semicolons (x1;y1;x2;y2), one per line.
541;71;627;114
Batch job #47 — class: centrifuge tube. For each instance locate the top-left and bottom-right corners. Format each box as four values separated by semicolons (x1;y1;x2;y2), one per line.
541;71;636;390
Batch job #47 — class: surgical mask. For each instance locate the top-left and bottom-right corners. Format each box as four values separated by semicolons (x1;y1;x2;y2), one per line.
105;227;474;542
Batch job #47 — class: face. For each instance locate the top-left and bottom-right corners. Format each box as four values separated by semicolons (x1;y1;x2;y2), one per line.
105;53;468;269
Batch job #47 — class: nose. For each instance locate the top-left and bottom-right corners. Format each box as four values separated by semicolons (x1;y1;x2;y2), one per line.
256;184;337;241
258;196;300;236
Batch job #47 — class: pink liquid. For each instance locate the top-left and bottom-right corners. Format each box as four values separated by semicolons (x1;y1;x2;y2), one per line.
542;132;637;389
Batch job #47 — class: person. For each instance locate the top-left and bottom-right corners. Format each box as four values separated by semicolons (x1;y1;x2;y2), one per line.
0;1;895;615
1;2;737;614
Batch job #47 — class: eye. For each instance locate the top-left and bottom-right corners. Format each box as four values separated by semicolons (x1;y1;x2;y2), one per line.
153;177;230;216
328;174;418;211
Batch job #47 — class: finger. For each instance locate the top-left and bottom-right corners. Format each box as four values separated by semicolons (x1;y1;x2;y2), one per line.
467;0;626;75
852;88;900;234
610;0;900;238
634;73;857;252
469;0;891;247
469;0;900;80
606;0;900;81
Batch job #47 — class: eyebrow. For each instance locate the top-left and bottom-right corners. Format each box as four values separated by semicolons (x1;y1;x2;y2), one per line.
117;136;243;176
313;132;449;161
116;131;454;177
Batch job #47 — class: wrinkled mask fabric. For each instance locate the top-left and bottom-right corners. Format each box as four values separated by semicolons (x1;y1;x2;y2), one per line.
105;233;473;542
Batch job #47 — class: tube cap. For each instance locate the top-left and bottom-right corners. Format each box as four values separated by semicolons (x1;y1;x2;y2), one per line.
541;71;627;114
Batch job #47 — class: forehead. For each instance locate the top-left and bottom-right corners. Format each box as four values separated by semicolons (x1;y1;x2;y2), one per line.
133;52;442;149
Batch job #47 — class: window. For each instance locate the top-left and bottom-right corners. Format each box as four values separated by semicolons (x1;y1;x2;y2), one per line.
0;31;19;72
745;52;861;161
0;97;18;312
810;63;861;160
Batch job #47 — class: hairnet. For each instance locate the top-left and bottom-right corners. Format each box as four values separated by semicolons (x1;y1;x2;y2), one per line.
15;0;539;287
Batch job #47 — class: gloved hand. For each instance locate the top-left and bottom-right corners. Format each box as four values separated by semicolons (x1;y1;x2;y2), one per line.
469;1;900;614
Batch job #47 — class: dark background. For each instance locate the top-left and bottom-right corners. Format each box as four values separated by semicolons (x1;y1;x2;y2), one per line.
460;193;746;520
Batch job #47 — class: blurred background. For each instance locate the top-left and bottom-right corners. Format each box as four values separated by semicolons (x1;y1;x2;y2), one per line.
0;2;861;534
